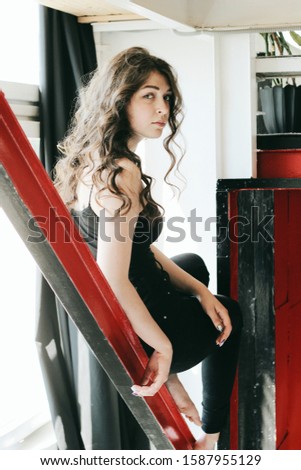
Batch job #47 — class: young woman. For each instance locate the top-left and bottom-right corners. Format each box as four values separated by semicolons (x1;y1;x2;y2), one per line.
54;47;242;450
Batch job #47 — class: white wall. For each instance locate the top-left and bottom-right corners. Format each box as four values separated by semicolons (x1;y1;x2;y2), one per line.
215;33;257;178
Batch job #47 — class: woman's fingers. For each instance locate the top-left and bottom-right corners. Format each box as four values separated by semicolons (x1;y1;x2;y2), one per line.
198;288;232;347
131;350;171;397
207;304;232;347
131;379;163;397
132;364;168;396
215;309;232;346
140;367;154;386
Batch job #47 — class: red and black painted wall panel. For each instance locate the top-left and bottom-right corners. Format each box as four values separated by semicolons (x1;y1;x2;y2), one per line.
217;179;301;450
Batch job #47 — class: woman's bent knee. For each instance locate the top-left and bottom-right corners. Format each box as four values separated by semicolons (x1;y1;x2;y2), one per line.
171;253;210;287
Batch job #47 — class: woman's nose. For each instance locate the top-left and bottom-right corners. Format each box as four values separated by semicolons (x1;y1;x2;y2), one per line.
156;98;169;115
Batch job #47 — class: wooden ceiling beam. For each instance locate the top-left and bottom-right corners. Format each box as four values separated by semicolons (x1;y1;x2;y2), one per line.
77;13;144;24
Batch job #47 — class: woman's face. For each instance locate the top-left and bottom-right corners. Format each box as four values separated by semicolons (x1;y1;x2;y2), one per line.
126;71;172;150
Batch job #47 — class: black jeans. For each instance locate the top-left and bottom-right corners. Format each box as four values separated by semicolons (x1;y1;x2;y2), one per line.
170;253;243;434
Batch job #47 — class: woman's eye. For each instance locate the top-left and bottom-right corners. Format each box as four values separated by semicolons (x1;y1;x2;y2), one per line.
164;94;173;102
143;93;154;99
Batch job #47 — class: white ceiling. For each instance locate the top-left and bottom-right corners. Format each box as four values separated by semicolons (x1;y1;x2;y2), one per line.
38;0;301;31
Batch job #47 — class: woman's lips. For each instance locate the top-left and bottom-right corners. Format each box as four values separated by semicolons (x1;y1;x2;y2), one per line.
152;121;166;128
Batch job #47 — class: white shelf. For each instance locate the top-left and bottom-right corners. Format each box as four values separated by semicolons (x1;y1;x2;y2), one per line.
256;55;301;78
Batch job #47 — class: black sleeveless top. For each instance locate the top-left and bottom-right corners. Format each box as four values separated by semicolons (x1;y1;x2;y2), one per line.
71;204;173;309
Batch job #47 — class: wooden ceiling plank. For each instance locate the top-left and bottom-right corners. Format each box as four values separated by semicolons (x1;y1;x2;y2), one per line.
37;0;131;17
77;13;144;24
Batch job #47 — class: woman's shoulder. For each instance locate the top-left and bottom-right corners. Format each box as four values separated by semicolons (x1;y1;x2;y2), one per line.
116;157;141;175
90;157;142;215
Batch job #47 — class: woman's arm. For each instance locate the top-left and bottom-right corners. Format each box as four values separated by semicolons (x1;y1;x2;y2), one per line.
150;245;232;346
92;160;172;396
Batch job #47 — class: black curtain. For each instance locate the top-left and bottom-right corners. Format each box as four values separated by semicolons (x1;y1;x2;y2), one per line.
36;6;149;450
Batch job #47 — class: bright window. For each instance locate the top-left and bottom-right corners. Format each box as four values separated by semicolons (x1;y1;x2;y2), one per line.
0;0;55;449
0;0;39;84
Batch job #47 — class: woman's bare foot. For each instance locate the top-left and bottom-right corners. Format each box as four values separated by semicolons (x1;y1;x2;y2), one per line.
166;374;202;426
193;429;220;450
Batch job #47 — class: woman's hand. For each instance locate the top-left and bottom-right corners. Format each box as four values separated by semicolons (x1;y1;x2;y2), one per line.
196;286;232;346
131;347;172;397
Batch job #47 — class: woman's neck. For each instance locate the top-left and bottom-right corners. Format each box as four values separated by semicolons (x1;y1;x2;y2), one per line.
128;135;143;153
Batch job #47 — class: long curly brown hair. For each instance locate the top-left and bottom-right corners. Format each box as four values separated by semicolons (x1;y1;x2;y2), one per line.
54;47;184;219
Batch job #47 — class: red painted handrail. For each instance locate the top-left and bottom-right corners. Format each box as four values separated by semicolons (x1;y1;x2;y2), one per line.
0;91;195;450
